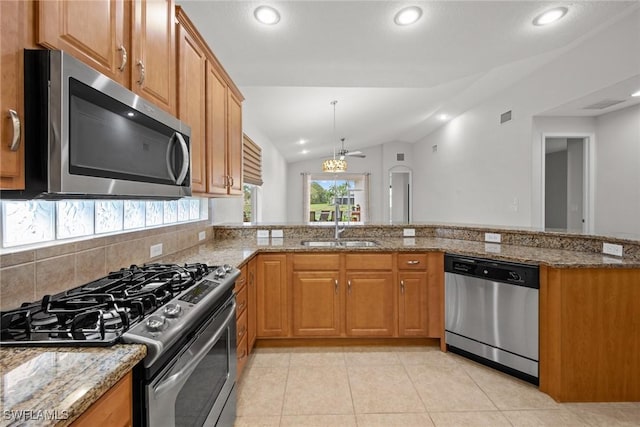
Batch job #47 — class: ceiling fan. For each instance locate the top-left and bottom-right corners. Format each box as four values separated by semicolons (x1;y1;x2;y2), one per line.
337;138;366;159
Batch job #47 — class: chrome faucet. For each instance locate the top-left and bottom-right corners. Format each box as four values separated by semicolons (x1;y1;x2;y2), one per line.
334;203;345;240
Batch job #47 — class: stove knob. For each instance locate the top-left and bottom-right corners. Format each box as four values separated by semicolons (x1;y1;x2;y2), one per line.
223;264;233;273
146;315;166;332
163;303;182;318
215;267;226;278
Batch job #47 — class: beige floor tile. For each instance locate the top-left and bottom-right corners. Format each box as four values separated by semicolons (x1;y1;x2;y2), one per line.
233;416;281;426
348;365;425;414
280;414;357;426
397;348;461;368
458;359;558;410
282;366;354;415
237;367;288;416
502;409;590;426
357;413;435;427
289;349;346;367
250;348;291;368
406;364;497;412
565;402;640;426
344;349;401;366
429;411;511;427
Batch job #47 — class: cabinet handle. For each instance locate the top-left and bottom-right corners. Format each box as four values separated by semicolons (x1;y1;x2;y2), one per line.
8;110;21;151
229;176;234;188
118;44;128;71
136;60;145;85
406;260;420;265
238;348;247;360
400;280;405;294
334;279;339;294
347;280;352;295
238;301;246;311
238;326;246;339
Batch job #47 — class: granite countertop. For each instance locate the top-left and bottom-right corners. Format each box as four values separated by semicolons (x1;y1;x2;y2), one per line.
163;236;640;268
0;344;146;427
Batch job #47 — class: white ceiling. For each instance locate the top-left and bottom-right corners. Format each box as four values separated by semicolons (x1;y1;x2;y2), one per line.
177;1;639;162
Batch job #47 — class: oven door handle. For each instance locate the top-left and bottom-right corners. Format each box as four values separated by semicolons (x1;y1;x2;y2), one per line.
153;300;236;397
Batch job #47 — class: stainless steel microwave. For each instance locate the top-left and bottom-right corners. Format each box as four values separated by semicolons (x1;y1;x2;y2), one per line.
16;49;191;199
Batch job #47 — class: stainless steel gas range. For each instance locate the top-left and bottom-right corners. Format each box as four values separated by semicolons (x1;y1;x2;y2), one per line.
0;262;240;427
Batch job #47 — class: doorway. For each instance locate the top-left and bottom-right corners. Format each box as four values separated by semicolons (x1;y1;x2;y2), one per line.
389;168;411;224
543;136;591;232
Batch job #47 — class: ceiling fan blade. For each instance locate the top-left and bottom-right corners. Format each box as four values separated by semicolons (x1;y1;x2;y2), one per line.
347;151;366;158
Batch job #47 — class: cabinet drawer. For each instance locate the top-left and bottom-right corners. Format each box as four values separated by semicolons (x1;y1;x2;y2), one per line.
345;253;392;270
237;266;248;289
237;308;248;343
237;334;248;378
71;372;132;427
235;283;247;318
398;253;428;270
292;254;340;270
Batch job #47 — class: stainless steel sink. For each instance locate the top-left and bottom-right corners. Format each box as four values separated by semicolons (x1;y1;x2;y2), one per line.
301;240;378;248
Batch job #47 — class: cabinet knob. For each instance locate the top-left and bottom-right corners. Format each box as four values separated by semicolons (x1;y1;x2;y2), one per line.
8;109;21;152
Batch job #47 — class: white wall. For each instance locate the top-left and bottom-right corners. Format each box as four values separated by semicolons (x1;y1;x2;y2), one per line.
287;145;384;223
412;8;640;227
594;104;640;237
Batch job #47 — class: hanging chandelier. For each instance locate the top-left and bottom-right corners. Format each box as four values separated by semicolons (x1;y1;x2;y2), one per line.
322;100;347;173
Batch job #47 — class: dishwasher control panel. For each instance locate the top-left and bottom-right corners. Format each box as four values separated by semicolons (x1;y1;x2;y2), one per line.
445;254;539;289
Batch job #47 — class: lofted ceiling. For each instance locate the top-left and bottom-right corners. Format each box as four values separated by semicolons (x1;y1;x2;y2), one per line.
177;1;639;162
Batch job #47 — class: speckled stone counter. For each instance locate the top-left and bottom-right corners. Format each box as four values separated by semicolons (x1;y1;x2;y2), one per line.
162;236;640;269
0;344;146;427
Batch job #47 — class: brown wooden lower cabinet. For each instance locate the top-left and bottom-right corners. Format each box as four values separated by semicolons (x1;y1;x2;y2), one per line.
292;271;341;336
398;271;429;336
539;266;640;402
256;254;288;337
71;371;132;427
345;271;396;337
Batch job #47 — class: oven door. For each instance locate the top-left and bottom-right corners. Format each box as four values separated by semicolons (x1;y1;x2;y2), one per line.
146;299;237;427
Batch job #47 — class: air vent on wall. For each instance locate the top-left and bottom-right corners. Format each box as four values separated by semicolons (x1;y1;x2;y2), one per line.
500;110;512;124
583;99;626;110
396;153;405;161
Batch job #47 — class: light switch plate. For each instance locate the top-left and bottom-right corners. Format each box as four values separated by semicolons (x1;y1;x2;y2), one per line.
485;232;501;243
150;243;163;258
271;229;284;238
403;228;416;237
256;230;269;238
198;231;206;241
602;242;623;257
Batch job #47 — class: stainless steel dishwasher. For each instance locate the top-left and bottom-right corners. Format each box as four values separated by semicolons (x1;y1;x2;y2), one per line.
445;254;539;384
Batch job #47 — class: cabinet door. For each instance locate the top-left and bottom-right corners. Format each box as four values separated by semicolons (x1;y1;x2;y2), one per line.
256;254;288;337
247;257;257;351
345;272;395;337
71;372;132;427
0;0;28;190
226;91;243;195
398;272;428;337
292;271;340;337
131;0;176;115
38;0;128;87
176;22;206;193
206;64;228;195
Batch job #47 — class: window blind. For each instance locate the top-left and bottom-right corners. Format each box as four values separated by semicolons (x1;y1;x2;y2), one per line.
243;134;263;186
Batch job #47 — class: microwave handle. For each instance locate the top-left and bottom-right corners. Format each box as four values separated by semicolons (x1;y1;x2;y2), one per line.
165;133;189;185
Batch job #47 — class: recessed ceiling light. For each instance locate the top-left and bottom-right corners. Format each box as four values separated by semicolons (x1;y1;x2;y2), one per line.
298;139;307;145
394;6;422;26
254;5;280;25
302;149;309;154
438;114;449;121
533;7;568;26
632;90;640;97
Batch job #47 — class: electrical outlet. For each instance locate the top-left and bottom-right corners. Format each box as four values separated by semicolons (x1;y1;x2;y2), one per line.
602;242;623;257
150;243;163;258
485;233;501;243
403;228;416;237
256;230;269;238
198;231;206;241
271;229;284;238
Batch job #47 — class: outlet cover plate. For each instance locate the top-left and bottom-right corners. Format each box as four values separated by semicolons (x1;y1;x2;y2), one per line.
403;228;416;237
256;230;269;238
198;231;206;241
150;243;163;258
271;229;284;238
602;242;623;257
485;232;501;243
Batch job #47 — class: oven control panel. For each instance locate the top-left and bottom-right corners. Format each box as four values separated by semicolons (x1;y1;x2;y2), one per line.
179;279;220;304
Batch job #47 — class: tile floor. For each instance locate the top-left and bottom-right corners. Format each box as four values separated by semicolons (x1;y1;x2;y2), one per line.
234;345;640;427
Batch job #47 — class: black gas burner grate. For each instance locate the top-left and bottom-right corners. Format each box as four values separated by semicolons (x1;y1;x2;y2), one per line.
0;263;214;346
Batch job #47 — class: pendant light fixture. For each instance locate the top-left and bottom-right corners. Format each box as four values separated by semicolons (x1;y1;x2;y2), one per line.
322;100;347;173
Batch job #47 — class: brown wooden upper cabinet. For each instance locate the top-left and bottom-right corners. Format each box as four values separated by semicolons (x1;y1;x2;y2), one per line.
1;0;33;190
177;7;244;197
38;0;177;116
